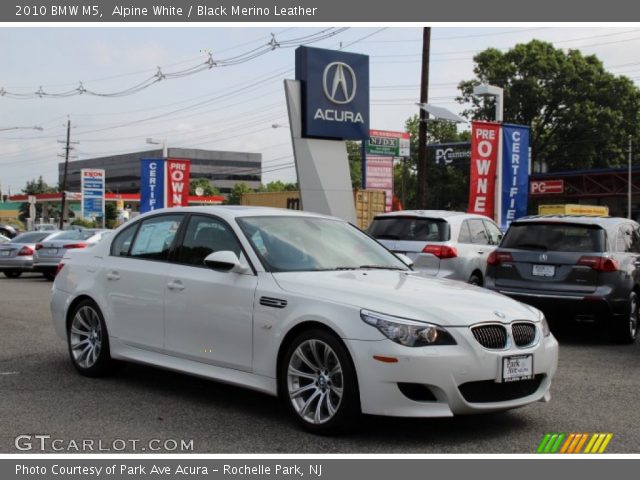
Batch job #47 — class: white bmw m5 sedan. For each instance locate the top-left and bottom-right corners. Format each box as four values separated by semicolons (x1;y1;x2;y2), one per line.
51;206;558;434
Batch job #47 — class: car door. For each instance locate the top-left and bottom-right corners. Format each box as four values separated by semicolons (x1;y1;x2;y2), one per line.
163;214;257;372
102;214;183;352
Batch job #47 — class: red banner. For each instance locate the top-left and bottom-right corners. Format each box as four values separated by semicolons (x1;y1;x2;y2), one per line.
468;121;500;218
166;158;191;208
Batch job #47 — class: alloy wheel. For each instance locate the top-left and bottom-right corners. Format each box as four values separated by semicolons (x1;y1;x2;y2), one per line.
286;339;344;425
69;305;103;369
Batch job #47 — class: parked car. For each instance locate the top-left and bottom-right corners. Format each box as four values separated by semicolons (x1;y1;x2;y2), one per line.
0;234;10;244
33;229;110;280
34;223;58;232
485;215;640;344
51;206;558;434
0;231;58;278
368;210;503;286
0;224;18;239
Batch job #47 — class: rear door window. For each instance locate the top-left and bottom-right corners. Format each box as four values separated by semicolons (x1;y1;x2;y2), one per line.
458;221;472;243
468;219;489;245
501;222;606;252
483;220;503;245
368;217;450;242
129;215;183;261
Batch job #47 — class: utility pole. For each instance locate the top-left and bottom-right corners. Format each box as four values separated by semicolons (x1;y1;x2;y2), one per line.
416;27;431;209
629;135;633;219
59;118;71;229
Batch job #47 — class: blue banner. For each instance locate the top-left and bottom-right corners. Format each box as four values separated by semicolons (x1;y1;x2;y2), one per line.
501;124;530;230
140;159;165;214
295;46;369;140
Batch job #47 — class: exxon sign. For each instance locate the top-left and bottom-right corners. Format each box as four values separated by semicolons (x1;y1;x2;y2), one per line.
295;46;369;140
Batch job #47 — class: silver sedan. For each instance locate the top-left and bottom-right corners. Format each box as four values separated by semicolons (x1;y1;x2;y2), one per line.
0;231;58;278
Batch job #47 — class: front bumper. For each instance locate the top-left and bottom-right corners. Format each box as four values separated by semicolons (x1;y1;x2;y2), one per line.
345;326;558;417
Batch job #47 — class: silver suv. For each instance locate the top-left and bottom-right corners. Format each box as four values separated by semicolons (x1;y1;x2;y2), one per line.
368;210;502;286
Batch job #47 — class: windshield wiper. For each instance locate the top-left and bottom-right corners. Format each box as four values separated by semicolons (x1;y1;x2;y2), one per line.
512;243;548;251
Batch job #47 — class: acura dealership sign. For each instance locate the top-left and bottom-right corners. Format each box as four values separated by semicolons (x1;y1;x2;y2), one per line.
295;46;369;140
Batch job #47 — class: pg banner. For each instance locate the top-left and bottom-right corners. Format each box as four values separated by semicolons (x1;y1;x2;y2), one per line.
468;121;500;219
501;124;530;230
140;158;191;213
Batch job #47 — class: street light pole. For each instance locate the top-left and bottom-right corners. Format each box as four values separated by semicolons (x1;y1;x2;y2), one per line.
146;138;167;158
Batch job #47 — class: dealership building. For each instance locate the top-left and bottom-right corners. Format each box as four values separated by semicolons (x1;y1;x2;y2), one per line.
58;147;262;195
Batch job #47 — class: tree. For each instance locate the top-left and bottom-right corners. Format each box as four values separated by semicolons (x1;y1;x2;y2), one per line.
225;182;253;205
346;141;363;189
257;180;299;192
19;176;58;222
190;178;220;196
397;115;471;210
457;40;640;171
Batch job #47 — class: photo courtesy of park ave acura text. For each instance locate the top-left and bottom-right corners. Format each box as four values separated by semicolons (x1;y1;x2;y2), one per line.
1;20;640;457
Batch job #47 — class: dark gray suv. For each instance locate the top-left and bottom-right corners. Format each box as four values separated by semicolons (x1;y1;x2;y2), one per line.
485;215;639;344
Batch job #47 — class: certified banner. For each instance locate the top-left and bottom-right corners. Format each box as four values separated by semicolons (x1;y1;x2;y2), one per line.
468;121;500;219
501;124;530;230
140;159;165;214
165;159;191;208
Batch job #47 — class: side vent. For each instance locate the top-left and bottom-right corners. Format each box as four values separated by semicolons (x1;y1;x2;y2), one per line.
259;296;288;309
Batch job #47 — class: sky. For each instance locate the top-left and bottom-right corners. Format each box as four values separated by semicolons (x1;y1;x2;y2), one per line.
1;26;640;194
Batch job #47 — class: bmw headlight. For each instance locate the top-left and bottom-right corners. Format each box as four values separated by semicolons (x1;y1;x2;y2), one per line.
360;309;456;347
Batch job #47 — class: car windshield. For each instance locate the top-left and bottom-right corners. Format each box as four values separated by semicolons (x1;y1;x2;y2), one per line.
11;232;50;244
237;216;409;273
501;222;606;252
368;216;450;241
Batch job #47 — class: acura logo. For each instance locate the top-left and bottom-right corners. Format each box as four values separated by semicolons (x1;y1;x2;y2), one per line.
322;62;357;104
539;254;548;262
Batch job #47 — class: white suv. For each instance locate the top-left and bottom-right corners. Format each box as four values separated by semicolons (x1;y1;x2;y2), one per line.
368;210;503;286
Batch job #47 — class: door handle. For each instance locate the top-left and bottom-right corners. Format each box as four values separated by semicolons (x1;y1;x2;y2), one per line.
477;250;485;254
106;271;120;281
167;280;185;291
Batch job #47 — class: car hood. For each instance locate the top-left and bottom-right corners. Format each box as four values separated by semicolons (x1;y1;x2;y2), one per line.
272;270;540;326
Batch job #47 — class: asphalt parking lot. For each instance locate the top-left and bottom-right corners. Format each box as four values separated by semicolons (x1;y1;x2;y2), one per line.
1;274;639;453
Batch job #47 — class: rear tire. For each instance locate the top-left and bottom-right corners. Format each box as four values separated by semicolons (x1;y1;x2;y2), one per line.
67;299;118;377
611;291;638;344
3;270;22;278
278;328;360;435
468;272;483;286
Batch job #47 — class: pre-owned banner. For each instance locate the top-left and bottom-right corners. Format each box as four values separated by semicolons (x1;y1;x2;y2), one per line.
140;159;165;214
166;159;191;208
501;124;530;230
468;121;500;219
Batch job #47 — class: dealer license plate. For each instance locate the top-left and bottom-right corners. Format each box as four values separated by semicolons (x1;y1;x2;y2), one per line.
502;355;534;382
532;264;555;277
42;249;58;256
0;250;10;257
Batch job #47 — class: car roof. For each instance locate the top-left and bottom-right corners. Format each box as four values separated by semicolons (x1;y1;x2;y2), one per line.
131;206;340;222
373;210;493;223
513;215;636;230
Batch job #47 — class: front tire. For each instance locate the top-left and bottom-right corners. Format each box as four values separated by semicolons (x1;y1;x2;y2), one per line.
279;329;360;435
3;270;22;278
468;272;482;286
67;299;117;376
611;291;638;344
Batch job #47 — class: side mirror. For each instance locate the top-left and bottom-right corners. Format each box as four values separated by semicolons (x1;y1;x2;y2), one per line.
395;253;414;268
203;251;249;274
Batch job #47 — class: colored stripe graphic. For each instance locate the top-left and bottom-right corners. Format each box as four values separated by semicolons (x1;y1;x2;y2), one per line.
537;433;613;453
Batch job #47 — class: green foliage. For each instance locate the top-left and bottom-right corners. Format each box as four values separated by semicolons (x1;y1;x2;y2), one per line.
71;218;97;228
105;203;117;229
346;141;363;189
257;180;299;192
225;182;253;205
398;115;471;210
457;40;640;171
190;178;220;196
19;176;58;221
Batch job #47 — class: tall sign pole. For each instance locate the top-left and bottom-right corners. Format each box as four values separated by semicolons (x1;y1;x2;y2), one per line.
416;27;431;209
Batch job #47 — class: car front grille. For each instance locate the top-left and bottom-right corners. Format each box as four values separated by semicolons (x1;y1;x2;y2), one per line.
458;375;545;403
512;322;536;347
471;325;508;349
